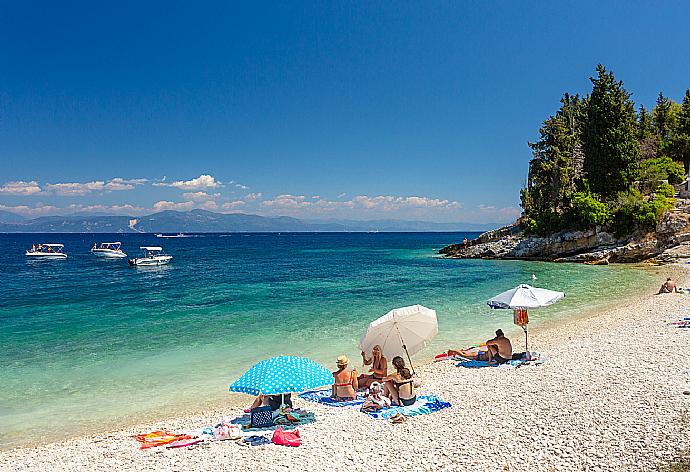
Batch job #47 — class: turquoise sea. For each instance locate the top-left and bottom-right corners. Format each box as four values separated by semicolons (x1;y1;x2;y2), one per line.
0;232;657;449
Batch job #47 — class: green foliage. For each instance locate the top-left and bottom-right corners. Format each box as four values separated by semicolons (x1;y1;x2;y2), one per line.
639;156;684;185
520;65;683;237
570;191;610;227
638;105;654;139
656;182;675;197
611;190;673;236
581;65;640;198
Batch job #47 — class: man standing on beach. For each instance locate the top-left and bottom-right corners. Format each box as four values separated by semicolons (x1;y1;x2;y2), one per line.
486;329;512;364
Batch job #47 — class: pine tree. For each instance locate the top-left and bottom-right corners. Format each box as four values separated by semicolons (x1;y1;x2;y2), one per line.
522;93;584;231
581;65;640;198
668;89;690;172
638;105;653;139
653;92;677;141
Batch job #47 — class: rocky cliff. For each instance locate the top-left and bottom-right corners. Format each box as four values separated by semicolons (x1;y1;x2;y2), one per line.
440;199;690;264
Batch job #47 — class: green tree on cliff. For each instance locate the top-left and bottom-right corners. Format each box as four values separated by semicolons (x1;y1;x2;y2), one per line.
667;89;690;172
581;65;640;198
522;93;584;232
637;105;654;139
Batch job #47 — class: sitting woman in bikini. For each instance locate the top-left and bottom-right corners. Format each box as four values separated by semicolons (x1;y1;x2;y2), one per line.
382;356;418;406
332;355;358;401
358;345;387;389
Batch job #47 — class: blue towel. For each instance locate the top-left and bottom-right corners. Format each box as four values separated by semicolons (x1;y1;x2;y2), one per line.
229;412;316;431
363;395;451;420
298;389;365;407
456;352;545;369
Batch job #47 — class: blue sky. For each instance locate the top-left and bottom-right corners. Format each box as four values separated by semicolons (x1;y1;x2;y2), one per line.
1;1;689;223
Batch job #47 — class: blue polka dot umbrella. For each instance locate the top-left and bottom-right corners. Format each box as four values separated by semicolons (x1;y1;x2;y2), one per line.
229;355;334;396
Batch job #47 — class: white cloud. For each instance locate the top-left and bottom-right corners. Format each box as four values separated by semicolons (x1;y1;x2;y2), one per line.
477;205;521;220
260;194;462;217
42;177;147;196
152;200;195;212
235;183;249;190
0;203;143;217
153;174;222;190
104;177;148;191
44;181;106;196
337;193;347;199
244;192;262;201
221;200;247;211
0;180;43;195
182;191;221;202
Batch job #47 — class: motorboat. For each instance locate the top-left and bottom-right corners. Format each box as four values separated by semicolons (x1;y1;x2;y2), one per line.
156;233;189;238
91;242;127;258
128;246;172;266
26;243;67;258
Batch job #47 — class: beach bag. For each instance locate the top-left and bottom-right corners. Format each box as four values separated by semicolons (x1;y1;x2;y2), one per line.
214;422;241;440
250;406;274;428
272;426;301;447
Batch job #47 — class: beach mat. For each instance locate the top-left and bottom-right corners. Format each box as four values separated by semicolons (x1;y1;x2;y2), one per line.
456;352;545;369
363;395;451;420
229;412;316;432
298;389;365;407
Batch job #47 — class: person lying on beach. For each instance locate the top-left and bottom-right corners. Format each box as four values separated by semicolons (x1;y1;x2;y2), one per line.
447;346;486;360
247;393;293;412
485;329;512;365
332;355;358;401
358;345;387;389
657;278;678;294
360;381;391;412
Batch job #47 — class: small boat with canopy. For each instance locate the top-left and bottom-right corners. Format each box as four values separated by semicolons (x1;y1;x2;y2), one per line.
25;243;67;259
91;242;127;258
128;246;172;266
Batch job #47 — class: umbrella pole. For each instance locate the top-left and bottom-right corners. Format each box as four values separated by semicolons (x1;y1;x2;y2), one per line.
395;325;415;375
523;325;530;361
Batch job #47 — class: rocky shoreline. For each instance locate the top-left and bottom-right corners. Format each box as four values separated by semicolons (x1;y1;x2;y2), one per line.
440;199;690;264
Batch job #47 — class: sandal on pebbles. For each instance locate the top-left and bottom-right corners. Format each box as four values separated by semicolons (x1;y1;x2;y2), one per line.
390;413;407;424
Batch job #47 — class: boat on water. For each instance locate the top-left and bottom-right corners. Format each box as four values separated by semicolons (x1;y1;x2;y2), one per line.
128;246;172;266
155;233;189;238
91;242;127;258
25;243;67;259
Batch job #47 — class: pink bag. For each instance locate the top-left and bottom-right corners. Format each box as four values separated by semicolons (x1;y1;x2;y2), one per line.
271;426;301;447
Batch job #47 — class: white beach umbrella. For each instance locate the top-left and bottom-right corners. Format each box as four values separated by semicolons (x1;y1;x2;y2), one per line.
487;284;565;356
359;304;438;373
487;284;565;310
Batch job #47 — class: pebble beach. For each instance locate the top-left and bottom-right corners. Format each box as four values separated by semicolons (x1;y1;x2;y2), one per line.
1;267;689;472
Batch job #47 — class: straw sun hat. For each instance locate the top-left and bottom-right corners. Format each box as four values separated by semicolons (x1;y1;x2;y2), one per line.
336;355;349;367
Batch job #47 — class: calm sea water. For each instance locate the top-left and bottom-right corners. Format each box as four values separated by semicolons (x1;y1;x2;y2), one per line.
0;232;657;448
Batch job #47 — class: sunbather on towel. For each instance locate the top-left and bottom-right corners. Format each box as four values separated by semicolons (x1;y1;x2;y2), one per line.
247;393;293;412
485;329;512;364
332;355;358;401
657;277;679;294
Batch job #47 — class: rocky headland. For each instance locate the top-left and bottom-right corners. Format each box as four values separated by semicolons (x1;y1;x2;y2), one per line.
440;198;690;264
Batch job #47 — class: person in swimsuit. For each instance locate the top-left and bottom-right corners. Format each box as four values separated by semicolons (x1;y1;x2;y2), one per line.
486;329;512;364
359;345;387;389
394;368;416;406
657;278;678;294
332;355;358;401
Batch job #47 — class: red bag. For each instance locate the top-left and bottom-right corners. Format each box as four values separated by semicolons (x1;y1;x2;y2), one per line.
272;426;301;447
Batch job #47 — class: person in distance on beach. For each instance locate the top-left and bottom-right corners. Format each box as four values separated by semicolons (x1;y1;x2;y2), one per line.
657;278;678;294
332;355;358;401
359;345;387;389
485;329;512;365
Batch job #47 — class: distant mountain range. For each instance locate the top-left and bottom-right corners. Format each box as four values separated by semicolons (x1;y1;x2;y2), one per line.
0;209;498;233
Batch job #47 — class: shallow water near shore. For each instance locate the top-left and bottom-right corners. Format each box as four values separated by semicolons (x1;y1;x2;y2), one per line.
0;232;659;449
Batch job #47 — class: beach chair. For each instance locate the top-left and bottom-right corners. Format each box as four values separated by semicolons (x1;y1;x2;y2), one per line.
250;406;274;428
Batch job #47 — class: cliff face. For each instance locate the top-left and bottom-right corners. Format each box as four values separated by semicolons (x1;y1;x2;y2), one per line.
440;199;690;264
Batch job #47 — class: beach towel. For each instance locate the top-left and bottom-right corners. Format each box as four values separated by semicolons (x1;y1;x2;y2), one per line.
230;412;316;432
671;318;690;328
134;430;192;449
362;394;451;420
456;352;545;369
298;389;366;407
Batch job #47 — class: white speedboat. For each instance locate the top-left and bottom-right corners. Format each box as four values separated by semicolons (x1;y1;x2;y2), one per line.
128;246;172;266
26;243;67;259
156;233;189;238
91;242;127;258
